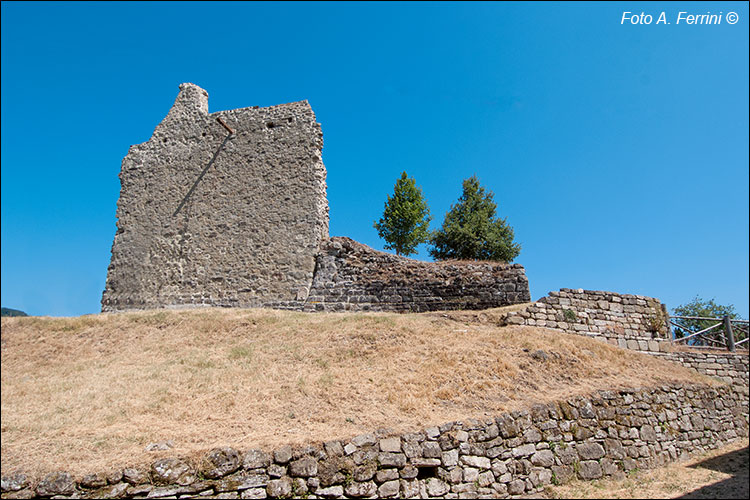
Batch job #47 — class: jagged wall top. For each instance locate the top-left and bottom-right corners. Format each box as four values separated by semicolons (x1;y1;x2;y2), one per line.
102;83;329;311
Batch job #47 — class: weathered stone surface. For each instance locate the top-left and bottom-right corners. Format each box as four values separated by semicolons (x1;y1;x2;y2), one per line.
577;442;605;460
530;468;553;487
507;479;526;495
352;462;376;482
442;449;459;467
267;464;285;478
0;488;35;499
102;470;122;486
463;467;479;482
123;468;149;485
126;484;153;496
344;480;377;497
378;452;406;467
400;465;419;479
378;480;400;498
315;485;344;498
530;449;555;467
147;485;181;497
512;443;536;457
578;460;603;480
379;437;401;453
323;441;344;458
90;482;129;499
203;448;241;479
304;238;530;313
317;456;353;487
496;415;520;438
289;458;318;478
266;477;292;498
498;288;671;347
426;478;450;497
1;474;28;492
217;473;268;491
240;488;267;499
350;433;376;448
410;458;441;467
375;469;399;483
151;458;195;485
243;450;271;470
640;425;657;442
102;83;329;313
291;477;308;496
36;472;76;497
422;441;442;458
273;446;293;465
460;456;490;469
400;479;420;498
80;473;108;489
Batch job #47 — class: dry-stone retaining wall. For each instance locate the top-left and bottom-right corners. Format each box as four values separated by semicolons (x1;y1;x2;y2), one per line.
499;289;671;352
495;289;749;391
287;237;531;313
2;383;747;500
652;351;749;394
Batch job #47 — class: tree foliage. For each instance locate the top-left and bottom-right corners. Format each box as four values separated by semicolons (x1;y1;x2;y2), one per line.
671;296;745;344
373;172;431;256
429;176;521;262
1;307;28;317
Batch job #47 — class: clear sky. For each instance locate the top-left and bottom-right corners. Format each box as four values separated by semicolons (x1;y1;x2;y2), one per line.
2;1;748;318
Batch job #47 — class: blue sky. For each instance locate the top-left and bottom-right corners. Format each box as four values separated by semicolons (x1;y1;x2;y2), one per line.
2;1;748;318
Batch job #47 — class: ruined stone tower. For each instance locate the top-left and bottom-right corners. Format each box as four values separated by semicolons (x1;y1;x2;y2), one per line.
103;83;531;313
102;83;329;311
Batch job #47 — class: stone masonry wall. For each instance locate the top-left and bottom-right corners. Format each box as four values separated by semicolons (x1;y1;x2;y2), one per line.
276;237;531;313
101;84;531;315
652;351;749;394
499;289;671;352
494;289;749;390
102;83;329;312
2;383;746;499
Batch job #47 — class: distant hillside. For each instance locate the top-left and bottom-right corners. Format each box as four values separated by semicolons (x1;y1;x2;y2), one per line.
0;307;27;317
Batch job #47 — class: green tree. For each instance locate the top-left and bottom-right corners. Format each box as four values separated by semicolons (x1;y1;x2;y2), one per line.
429;175;521;262
671;296;745;344
373;171;431;256
1;307;28;317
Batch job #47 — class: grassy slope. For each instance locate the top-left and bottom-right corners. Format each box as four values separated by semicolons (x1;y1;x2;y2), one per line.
1;308;716;477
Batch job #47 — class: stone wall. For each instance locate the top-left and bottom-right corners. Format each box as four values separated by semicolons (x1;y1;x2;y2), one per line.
493;289;749;389
285;237;531;313
2;383;746;499
652;351;749;394
102;83;329;312
499;289;670;352
101;84;530;315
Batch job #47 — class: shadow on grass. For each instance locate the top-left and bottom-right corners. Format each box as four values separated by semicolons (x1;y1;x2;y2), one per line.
678;446;748;499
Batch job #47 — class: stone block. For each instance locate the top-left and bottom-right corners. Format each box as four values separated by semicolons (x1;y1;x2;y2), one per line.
578;460;603;480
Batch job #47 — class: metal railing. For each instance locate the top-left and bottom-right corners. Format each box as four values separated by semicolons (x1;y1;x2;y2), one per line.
670;315;749;352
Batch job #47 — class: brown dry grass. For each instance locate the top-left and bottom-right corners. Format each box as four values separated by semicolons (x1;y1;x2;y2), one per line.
543;438;749;499
1;308;716;479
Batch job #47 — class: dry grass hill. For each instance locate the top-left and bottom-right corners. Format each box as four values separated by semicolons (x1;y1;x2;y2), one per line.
0;307;716;478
